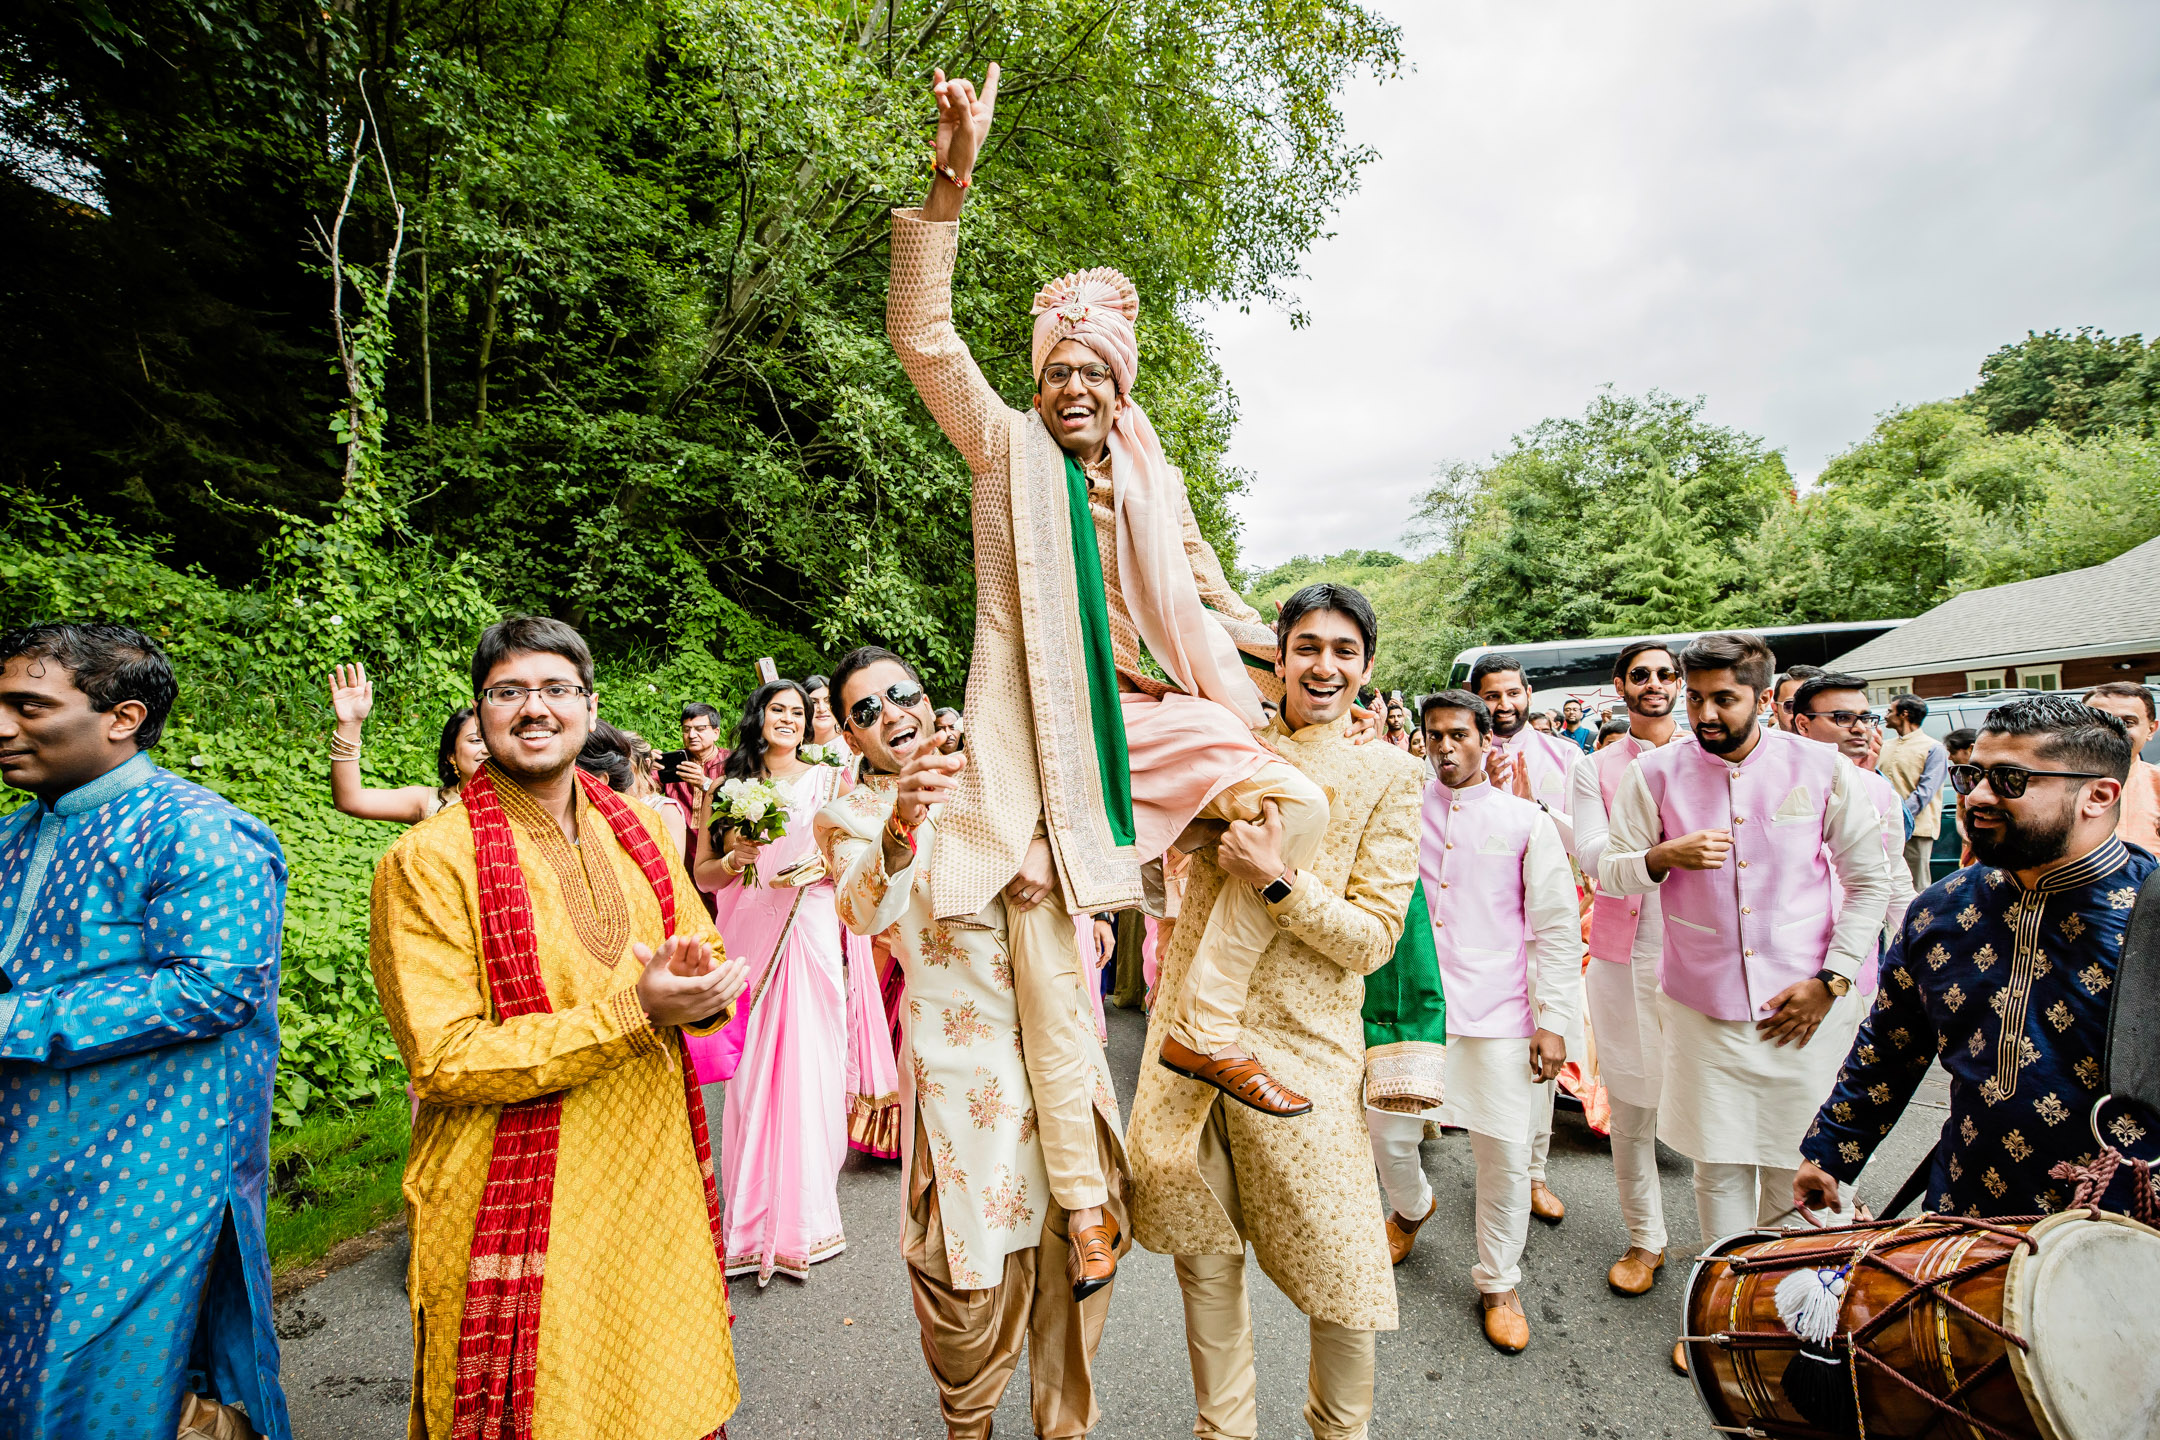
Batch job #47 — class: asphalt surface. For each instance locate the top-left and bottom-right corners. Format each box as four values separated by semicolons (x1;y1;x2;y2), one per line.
275;1002;1949;1439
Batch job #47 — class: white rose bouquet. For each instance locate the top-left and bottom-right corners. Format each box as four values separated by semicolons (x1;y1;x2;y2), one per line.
710;777;789;886
798;741;850;767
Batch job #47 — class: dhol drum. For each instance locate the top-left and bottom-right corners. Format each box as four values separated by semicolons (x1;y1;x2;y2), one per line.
1683;1210;2160;1440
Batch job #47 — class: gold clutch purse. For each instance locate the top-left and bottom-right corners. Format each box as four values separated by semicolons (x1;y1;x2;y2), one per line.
771;853;828;889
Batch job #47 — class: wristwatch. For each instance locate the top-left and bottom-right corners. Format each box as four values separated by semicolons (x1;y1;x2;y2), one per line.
1813;968;1852;999
1260;872;1295;905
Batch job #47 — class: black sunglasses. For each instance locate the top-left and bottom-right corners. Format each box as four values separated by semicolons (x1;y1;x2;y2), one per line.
1947;763;2109;800
1625;665;1679;685
848;680;927;731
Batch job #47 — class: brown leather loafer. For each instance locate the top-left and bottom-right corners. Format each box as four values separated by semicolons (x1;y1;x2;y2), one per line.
1480;1290;1530;1353
1068;1214;1121;1303
1385;1195;1437;1266
1671;1339;1690;1376
1529;1180;1565;1224
1158;1037;1312;1117
178;1394;258;1440
1607;1245;1665;1296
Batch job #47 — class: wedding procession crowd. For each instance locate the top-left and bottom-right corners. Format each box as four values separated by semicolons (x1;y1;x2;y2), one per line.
5;66;2160;1440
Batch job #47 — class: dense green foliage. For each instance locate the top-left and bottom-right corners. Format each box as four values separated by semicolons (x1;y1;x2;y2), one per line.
266;1094;411;1274
1251;330;2160;694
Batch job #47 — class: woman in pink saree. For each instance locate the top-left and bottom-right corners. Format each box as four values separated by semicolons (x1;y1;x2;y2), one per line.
686;680;895;1284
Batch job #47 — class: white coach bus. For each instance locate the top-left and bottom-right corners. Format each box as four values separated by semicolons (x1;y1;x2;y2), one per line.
1446;619;1909;715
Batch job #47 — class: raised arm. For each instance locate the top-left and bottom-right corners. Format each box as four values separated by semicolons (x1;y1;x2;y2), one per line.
819;800;923;938
328;663;438;824
888;66;1011;473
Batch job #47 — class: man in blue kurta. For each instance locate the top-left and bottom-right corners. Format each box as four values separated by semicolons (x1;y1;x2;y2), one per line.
0;623;289;1440
1795;695;2156;1220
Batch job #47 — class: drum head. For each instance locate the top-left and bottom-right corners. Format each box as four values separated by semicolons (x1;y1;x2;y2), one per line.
2004;1210;2160;1440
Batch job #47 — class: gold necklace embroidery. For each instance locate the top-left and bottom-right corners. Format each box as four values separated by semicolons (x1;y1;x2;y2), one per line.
495;775;633;968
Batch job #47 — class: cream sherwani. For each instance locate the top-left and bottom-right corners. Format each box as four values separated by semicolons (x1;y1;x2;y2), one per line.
817;775;1128;1440
1129;715;1423;1440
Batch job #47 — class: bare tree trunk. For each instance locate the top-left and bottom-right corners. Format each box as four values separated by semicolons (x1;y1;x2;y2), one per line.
419;243;433;429
475;264;502;421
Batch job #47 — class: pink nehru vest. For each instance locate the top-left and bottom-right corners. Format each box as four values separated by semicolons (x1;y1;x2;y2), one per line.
1637;727;1842;1023
1420;777;1545;1039
1587;736;1649;963
1490;727;1579;813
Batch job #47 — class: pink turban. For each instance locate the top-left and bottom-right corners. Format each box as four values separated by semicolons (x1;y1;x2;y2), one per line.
1029;268;1140;395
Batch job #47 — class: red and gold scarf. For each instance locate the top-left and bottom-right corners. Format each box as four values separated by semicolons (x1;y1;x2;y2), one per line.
450;765;727;1440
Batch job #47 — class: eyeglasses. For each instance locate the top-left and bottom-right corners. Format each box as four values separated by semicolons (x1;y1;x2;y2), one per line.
1041;362;1115;390
848;680;927;731
1800;709;1880;728
1947;763;2110;799
479;684;592;708
1625;666;1679;685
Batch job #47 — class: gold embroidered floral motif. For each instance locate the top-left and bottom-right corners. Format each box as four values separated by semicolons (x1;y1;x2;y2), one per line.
979;1166;1033;1231
2017;1035;2041;1069
965;1070;1018;1130
2060;912;2086;942
2075;1057;2101;1090
2079;963;2111;994
2031;952;2052;980
1890;1027;1912;1051
1894;967;1915;989
912;1051;946;1102
2039;1189;2063;1214
1986;870;2004;887
2108;886;2137;909
2034;1093;2069;1125
2003;1130;2033;1162
1948;1155;1964;1180
1926;943;1951;970
1832;1101;1853;1122
1945;873;1967;892
1856;1044;1878;1066
1839;1141;1862;1164
1956;903;1981;930
1990;988;2014;1017
942;999;993;1047
1982;1167;2008;1198
1910;908;1934;934
919;925;962;967
1967;1030;1987;1057
1868;1082;1893;1105
2110;1113;2148;1147
1944;984;1966;1012
2046;999;2074;1033
1981;1076;2006;1105
1960;1115;1979;1145
1973;943;1999;972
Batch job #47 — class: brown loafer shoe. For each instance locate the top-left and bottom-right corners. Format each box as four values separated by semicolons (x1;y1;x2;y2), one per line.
1529;1181;1565;1224
1068;1214;1121;1303
1384;1195;1437;1266
1158;1037;1312;1117
1479;1290;1530;1353
1671;1339;1690;1376
179;1394;259;1440
1607;1246;1665;1296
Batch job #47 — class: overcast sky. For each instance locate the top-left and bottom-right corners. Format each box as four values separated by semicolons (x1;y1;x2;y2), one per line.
1212;0;2160;569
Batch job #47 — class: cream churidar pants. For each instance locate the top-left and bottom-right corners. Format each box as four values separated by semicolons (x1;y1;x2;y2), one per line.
1609;1098;1668;1253
1365;1108;1434;1222
1006;867;1112;1209
1467;1131;1535;1294
1175;1103;1375;1440
1166;763;1331;1056
1692;1162;1802;1248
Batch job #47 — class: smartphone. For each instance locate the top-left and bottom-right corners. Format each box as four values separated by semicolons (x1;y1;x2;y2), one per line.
657;749;693;783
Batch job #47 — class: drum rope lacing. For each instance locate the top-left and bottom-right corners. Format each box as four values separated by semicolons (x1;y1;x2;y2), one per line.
2047;1144;2159;1225
1716;1214;2044;1440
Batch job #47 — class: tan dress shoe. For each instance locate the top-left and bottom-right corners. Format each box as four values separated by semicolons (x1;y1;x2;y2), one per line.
1671;1339;1690;1376
1529;1180;1565;1224
1384;1195;1437;1266
178;1395;258;1440
1158;1037;1311;1117
1480;1290;1530;1352
1607;1246;1665;1296
1067;1214;1121;1302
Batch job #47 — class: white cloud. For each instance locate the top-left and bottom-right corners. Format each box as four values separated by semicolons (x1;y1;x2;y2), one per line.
1213;0;2160;568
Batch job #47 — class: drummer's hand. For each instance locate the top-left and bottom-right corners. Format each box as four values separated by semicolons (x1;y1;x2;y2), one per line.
1793;1159;1843;1225
1757;977;1834;1047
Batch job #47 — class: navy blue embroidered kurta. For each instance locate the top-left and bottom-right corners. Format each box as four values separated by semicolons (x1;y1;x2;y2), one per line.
0;753;290;1440
1802;836;2155;1218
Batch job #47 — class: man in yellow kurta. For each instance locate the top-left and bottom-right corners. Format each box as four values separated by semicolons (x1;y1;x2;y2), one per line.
369;615;749;1440
1129;585;1424;1440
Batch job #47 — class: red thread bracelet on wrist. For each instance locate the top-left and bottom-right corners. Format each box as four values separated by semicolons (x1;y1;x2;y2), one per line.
933;162;971;191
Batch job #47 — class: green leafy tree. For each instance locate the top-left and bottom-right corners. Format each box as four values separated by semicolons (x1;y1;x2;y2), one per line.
1969;327;2160;439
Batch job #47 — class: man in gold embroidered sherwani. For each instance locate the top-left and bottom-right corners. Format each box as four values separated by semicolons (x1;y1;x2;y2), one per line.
1130;585;1424;1440
888;65;1330;1295
368;616;749;1440
816;645;1130;1440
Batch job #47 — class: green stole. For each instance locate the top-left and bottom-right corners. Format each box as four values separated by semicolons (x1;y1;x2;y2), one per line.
1063;454;1136;846
1363;880;1447;1047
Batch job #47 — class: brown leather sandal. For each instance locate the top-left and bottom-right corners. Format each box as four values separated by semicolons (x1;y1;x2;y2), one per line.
1157;1037;1312;1117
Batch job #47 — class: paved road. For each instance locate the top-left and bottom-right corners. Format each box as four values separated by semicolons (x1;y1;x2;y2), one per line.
276;1003;1948;1438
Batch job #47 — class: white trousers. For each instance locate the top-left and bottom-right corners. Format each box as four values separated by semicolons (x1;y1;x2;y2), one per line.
1468;1131;1533;1294
1528;1085;1553;1185
1692;1161;1801;1248
1609;1098;1667;1253
1365;1109;1434;1222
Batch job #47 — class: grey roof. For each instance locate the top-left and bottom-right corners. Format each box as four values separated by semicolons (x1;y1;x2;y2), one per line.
1830;533;2160;678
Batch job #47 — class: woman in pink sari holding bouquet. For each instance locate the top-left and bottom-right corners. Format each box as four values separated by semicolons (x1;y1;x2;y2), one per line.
688;679;895;1285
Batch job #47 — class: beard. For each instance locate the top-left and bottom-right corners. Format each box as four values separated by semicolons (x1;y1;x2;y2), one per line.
1695;720;1749;756
1489;706;1524;738
485;717;581;783
1968;795;2078;872
1628;691;1674;718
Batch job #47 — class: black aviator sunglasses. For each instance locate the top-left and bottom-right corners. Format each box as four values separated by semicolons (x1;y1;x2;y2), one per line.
1947;762;2110;800
848;681;928;731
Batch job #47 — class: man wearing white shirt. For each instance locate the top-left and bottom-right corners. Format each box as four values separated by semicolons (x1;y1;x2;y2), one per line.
1790;673;1918;977
1419;689;1584;1353
1596;632;1894;1376
1471;654;1584;1225
1568;641;1681;1300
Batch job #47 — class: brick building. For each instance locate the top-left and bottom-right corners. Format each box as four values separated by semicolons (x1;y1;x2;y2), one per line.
1831;533;2160;702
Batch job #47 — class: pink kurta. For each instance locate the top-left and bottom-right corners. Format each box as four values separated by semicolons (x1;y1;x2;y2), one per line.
689;765;852;1284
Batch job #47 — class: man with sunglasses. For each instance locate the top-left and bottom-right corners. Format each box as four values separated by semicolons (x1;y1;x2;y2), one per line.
1796;695;2153;1221
1598;633;1897;1374
1569;641;1684;1299
818;647;1130;1439
1769;665;1826;734
891;74;1331;1144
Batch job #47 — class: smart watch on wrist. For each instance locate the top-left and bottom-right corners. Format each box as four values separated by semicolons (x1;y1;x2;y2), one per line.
1812;968;1851;999
1260;872;1295;905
